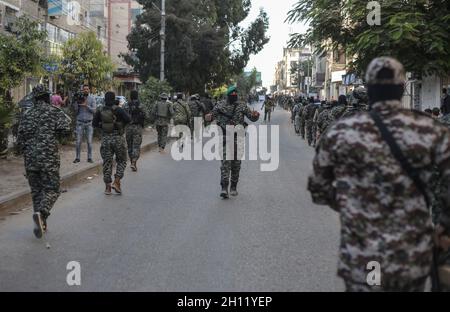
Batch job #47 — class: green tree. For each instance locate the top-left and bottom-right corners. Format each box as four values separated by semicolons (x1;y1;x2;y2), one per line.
235;68;258;99
124;0;270;93
286;0;450;77
139;76;172;124
59;31;114;91
0;16;47;158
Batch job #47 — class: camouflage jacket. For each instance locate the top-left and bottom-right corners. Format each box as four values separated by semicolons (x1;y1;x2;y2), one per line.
189;100;206;118
211;101;259;130
316;108;333;136
262;99;274;111
308;100;450;284
329;105;347;123
17;100;71;171
173;100;191;126
302;103;318;124
431;114;450;225
152;100;174;126
340;105;368;119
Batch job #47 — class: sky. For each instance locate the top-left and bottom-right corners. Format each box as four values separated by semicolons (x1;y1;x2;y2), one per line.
242;0;307;89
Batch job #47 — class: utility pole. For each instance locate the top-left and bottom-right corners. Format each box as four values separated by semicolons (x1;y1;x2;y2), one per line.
160;0;166;81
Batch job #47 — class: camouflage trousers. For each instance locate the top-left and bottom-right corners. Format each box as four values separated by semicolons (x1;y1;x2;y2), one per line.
344;277;427;292
300;119;305;139
264;109;272;122
220;138;242;187
312;122;318;146
100;134;127;184
305;120;314;145
156;125;169;149
126;124;143;162
26;168;60;218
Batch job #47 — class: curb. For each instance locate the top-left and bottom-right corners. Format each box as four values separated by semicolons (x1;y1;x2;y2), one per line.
0;140;159;215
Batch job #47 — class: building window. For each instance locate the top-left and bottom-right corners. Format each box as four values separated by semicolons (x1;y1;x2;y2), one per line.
4;6;18;32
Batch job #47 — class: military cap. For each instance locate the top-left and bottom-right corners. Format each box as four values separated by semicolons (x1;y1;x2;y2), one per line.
226;85;237;96
365;57;406;85
353;86;368;101
160;93;168;99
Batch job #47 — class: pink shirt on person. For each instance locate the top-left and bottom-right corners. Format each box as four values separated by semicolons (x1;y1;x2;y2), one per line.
51;94;64;107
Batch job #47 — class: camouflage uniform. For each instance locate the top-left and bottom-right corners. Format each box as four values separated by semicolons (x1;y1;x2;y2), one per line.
298;104;306;139
328;104;347;123
17;97;71;219
93;104;131;184
125;100;145;162
308;57;450;291
189;96;205;141
316;105;333;141
292;103;302;134
173;98;192;129
152;97;174;150
101;135;128;183
211;99;259;189
302;103;318;146
432;114;450;291
341;87;369;119
262;98;274;122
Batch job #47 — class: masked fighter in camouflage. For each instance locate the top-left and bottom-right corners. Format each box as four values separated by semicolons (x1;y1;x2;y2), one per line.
17;85;71;238
308;57;450;292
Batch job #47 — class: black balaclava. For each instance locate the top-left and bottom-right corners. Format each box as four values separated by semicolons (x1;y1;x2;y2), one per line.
105;91;116;107
228;92;238;104
338;95;347;106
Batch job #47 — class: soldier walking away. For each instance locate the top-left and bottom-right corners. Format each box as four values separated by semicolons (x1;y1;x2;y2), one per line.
152;93;174;153
341;87;369;119
125;90;146;172
188;94;206;141
292;101;303;135
261;94;274;122
302;100;318;146
328;94;348;124
17;85;71;238
206;86;260;199
308;57;450;292
93;92;131;195
173;92;192;149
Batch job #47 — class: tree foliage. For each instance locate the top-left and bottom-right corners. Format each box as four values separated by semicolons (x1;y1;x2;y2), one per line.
124;0;270;93
235;68;258;99
139;76;172;123
58;31;115;91
286;0;450;76
0;16;47;127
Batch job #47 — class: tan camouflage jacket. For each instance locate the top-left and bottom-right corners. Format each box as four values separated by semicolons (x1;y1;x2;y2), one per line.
308;100;450;284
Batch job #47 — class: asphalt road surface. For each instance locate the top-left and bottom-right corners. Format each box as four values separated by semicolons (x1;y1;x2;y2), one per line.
0;104;344;291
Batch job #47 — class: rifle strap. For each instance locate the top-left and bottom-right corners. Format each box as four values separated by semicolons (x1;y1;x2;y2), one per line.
369;111;430;207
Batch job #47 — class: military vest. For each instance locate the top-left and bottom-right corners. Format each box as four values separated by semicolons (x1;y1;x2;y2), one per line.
156;100;170;118
101;105;124;135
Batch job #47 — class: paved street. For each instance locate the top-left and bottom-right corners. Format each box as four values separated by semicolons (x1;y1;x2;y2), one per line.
0;105;344;292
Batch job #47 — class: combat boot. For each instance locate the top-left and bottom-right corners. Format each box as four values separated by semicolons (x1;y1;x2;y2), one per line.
130;160;137;172
32;212;44;239
112;178;122;194
230;183;238;196
220;184;229;199
104;183;112;195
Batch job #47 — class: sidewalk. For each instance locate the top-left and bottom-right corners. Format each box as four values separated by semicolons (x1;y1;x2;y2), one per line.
0;127;157;199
